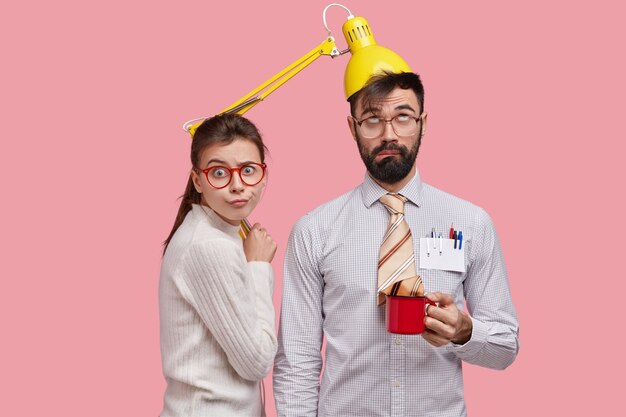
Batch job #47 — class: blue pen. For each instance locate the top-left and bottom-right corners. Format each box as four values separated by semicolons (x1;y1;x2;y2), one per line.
458;231;463;250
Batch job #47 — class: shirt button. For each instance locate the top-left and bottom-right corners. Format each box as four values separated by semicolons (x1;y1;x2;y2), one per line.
392;380;401;388
395;336;402;345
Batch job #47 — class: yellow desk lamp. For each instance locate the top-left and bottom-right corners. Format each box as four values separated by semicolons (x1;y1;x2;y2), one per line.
183;3;412;238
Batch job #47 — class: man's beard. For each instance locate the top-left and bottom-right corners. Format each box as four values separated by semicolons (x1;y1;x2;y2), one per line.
357;133;421;184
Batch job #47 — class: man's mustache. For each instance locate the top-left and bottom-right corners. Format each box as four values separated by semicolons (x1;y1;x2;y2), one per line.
372;142;408;157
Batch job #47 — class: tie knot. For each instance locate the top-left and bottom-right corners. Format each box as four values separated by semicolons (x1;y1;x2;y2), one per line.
379;193;407;214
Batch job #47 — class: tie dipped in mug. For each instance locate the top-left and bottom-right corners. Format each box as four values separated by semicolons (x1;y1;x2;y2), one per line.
386;295;436;334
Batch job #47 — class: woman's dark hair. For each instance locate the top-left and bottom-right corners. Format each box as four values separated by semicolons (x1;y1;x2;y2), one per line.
163;113;267;253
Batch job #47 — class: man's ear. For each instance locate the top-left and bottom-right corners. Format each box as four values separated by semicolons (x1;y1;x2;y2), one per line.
420;112;428;137
347;116;357;141
190;169;203;194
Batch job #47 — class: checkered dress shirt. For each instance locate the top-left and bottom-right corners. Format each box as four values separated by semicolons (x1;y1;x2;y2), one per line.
273;170;519;417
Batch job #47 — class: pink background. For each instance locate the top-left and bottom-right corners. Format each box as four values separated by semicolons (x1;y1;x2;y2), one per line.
2;0;624;415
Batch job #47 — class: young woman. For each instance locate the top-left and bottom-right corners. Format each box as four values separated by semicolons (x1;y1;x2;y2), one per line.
160;114;277;416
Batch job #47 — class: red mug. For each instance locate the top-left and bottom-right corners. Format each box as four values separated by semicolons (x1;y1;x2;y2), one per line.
386;295;436;334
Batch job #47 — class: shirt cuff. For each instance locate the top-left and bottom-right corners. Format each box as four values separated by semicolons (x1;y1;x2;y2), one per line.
446;317;488;358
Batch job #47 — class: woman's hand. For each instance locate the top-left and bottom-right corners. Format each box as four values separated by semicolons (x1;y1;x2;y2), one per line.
243;223;277;262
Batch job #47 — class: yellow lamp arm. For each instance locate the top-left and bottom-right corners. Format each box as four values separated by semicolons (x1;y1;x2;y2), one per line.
184;36;341;137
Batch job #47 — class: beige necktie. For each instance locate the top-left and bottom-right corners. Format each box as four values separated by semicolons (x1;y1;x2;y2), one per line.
377;193;424;305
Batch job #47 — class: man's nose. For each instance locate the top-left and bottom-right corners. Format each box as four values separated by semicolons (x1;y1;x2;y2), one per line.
381;120;399;142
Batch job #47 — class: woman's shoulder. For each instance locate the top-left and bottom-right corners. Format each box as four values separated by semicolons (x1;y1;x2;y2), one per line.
164;209;241;266
191;216;241;249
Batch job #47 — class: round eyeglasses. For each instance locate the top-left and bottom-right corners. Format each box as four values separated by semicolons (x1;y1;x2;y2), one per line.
198;162;266;189
352;113;423;139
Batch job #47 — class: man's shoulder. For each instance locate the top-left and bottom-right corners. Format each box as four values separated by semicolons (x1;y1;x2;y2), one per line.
291;186;361;234
422;182;490;219
422;183;490;222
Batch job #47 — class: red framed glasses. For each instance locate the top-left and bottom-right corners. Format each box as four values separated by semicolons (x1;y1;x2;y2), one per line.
198;162;266;189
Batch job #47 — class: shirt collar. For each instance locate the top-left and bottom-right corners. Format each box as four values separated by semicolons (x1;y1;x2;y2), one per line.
361;169;423;208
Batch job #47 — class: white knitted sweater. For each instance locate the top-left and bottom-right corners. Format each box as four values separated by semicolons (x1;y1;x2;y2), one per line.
159;204;276;416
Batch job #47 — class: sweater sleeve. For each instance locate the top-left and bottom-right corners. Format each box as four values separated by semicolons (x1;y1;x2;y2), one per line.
181;238;277;381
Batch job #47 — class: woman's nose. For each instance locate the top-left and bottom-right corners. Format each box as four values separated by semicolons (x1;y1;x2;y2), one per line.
229;173;245;192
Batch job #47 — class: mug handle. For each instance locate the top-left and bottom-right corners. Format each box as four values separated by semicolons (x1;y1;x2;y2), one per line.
425;298;437;314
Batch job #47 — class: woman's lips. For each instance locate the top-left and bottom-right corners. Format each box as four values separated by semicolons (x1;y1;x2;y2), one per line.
228;199;249;208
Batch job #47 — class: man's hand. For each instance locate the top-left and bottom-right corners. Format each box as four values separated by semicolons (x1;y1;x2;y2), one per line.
422;292;473;347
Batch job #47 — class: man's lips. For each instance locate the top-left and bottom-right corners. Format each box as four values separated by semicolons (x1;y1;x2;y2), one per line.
376;150;400;159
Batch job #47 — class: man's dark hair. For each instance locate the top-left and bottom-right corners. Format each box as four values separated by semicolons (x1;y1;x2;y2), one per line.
348;71;425;116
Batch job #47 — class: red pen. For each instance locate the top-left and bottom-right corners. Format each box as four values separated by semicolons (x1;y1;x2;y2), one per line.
449;223;454;239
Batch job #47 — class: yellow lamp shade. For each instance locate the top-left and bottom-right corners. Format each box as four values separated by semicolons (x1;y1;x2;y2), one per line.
342;16;411;99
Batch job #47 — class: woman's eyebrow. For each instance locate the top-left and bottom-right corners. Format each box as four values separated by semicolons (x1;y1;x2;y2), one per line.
204;158;227;166
205;159;259;167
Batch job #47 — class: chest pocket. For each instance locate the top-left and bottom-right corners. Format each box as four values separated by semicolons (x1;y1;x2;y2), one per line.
420;268;465;300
